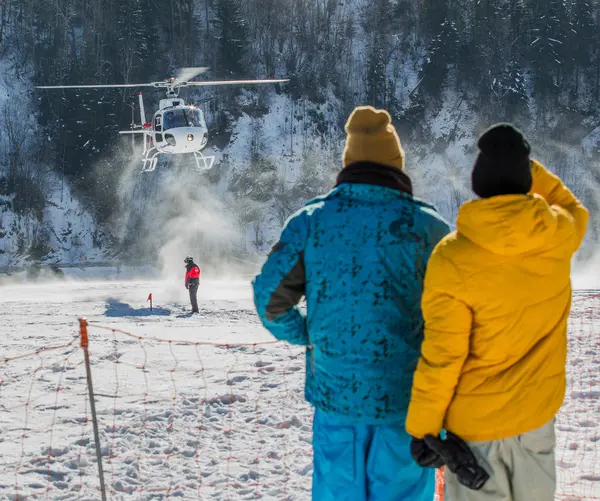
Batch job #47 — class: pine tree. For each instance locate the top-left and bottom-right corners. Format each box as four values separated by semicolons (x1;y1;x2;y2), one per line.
508;0;528;55
113;0;146;82
365;38;387;108
592;3;600;100
214;0;249;78
363;0;398;108
419;20;459;99
570;0;596;98
492;60;529;118
528;0;570;104
140;2;165;76
421;0;450;38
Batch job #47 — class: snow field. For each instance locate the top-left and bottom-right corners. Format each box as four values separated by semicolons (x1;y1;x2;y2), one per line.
0;280;599;500
1;280;312;500
556;292;600;500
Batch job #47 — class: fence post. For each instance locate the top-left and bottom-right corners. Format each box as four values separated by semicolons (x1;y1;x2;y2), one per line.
79;318;108;501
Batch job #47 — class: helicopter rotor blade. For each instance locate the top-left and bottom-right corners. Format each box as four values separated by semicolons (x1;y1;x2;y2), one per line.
172;67;210;86
36;83;158;89
37;76;289;91
181;78;289;87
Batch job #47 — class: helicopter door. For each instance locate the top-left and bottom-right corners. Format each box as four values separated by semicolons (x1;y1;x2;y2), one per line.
154;115;163;143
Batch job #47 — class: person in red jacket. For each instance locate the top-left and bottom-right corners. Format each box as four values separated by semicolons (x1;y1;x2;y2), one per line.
184;256;200;313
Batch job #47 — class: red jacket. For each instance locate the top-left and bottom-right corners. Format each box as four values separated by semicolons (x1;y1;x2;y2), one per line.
185;264;200;286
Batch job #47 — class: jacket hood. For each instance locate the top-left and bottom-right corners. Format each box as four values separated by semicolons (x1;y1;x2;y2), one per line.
457;194;558;256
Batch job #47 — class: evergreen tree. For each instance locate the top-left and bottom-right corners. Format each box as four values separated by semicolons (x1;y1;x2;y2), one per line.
419;20;459;100
528;0;570;104
492;60;530;118
421;0;450;38
214;0;249;78
507;0;528;55
363;0;398;108
113;0;146;82
365;38;387;108
570;0;596;98
592;5;600;100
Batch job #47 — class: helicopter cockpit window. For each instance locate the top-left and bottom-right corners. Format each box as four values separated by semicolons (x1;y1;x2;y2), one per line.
163;110;186;130
163;108;205;130
186;108;205;127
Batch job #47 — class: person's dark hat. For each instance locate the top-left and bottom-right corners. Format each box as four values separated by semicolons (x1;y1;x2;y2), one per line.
471;123;532;198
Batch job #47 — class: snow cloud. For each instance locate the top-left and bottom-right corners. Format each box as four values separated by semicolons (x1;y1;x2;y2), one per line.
110;151;245;288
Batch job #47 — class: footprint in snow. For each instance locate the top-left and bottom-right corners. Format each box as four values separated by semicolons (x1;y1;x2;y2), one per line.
578;420;597;428
226;375;249;385
557;459;577;469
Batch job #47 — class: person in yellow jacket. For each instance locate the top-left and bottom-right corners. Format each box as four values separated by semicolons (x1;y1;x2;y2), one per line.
405;123;589;501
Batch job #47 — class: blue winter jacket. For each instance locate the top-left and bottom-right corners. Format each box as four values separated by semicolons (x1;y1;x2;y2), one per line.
252;163;450;424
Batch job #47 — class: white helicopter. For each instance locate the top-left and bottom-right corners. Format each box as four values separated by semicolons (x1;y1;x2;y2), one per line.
37;68;288;172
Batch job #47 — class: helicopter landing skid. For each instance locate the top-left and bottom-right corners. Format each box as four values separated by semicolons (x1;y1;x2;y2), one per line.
139;149;214;173
193;152;215;172
141;149;160;172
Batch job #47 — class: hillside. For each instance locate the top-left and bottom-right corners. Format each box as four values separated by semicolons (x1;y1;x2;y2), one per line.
1;0;600;272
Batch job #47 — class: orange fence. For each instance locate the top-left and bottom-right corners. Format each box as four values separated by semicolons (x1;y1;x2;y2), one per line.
1;296;599;500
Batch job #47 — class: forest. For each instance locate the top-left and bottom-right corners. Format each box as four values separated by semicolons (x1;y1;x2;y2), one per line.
1;0;599;263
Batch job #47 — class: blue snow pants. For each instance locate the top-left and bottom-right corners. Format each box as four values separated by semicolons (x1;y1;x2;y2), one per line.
312;410;435;501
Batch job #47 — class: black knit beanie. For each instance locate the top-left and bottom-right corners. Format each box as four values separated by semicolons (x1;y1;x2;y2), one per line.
471;123;532;198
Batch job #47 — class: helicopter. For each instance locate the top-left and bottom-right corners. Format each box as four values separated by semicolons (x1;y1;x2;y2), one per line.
37;68;289;172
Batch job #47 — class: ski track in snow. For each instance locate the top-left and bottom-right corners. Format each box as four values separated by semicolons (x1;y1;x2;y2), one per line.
0;280;598;500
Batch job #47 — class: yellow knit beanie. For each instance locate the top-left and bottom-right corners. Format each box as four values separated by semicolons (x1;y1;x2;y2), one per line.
342;106;405;170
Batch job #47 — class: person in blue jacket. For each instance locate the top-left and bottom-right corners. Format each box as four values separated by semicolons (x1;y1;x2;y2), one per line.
252;106;450;501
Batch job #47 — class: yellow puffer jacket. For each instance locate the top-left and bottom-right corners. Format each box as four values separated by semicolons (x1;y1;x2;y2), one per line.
406;160;588;442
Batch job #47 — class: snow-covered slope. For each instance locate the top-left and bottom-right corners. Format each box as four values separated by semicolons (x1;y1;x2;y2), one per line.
0;176;108;268
0;280;598;500
2;86;598;271
2;25;599;270
214;88;600;259
0;56;109;270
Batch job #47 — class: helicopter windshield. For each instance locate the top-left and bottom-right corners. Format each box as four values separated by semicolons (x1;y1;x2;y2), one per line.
163;108;204;130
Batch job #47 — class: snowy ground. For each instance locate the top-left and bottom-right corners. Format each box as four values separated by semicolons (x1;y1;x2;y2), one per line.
557;291;600;500
0;279;598;500
0;279;310;500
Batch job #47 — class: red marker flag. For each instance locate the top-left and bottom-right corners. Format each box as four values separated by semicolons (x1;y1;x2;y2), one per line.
147;293;153;311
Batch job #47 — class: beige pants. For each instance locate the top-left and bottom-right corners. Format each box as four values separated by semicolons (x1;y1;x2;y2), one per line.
445;419;556;501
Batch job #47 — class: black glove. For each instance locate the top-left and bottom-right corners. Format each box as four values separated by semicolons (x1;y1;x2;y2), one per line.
424;432;489;490
410;437;444;468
